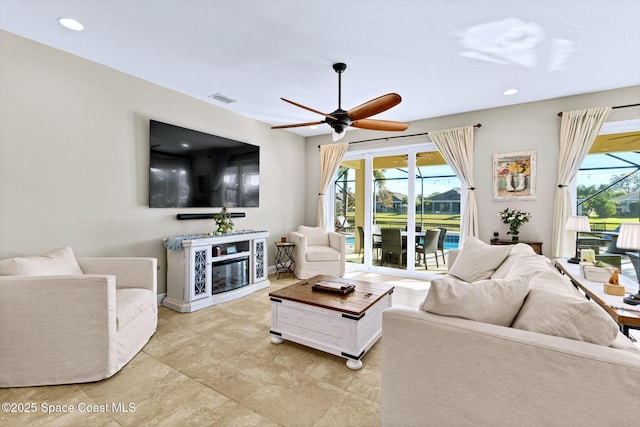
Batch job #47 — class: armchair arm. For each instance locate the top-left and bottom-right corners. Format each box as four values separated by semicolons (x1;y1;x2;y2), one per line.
289;231;307;265
328;231;346;252
328;232;346;272
0;275;117;387
78;257;157;292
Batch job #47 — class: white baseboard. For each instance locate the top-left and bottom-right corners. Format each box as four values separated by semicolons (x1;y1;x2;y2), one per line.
157;293;166;306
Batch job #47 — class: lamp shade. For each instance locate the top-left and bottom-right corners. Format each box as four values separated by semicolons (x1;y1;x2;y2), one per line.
565;215;591;232
617;223;640;251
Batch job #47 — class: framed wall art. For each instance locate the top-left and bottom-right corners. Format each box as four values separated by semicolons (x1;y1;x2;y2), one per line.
493;151;536;201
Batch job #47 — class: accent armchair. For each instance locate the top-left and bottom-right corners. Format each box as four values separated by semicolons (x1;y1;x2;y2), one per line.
0;247;158;387
290;226;346;279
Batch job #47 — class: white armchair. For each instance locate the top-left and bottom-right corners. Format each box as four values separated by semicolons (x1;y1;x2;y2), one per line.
0;247;157;387
290;226;346;279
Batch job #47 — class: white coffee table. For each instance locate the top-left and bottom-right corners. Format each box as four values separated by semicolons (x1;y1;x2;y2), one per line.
269;275;394;369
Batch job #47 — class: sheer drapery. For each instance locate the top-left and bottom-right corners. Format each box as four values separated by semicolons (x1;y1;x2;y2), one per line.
551;106;611;258
318;143;349;227
429;125;479;244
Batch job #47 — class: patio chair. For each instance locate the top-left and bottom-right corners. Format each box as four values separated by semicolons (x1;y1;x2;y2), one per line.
381;229;406;268
335;216;350;232
416;229;440;269
437;227;447;264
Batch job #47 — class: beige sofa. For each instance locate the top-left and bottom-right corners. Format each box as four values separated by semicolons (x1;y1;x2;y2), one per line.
382;237;640;427
0;247;158;387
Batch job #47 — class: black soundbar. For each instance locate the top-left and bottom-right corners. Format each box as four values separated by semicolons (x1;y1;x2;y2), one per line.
176;212;246;220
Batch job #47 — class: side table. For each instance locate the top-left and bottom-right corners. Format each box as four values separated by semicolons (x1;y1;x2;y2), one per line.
490;239;542;255
274;241;296;279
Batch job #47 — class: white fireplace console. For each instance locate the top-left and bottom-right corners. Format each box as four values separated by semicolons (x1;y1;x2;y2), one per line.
163;230;270;313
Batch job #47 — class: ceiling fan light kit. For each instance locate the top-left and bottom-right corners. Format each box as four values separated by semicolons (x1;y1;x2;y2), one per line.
271;62;409;137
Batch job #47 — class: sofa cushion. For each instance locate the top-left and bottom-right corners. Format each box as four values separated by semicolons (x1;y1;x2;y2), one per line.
1;247;83;276
502;253;554;282
491;243;537;279
298;226;329;247
512;284;620;346
421;275;531;326
305;246;341;262
116;288;155;331
447;236;512;282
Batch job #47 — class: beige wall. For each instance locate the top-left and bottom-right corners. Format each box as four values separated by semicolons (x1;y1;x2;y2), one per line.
2;30;639;292
0;31;307;294
306;86;640;256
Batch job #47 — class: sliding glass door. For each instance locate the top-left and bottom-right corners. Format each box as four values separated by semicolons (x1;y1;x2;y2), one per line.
333;144;461;278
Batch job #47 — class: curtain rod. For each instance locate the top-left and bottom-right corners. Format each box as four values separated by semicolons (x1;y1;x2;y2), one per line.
557;103;640;117
320;123;482;147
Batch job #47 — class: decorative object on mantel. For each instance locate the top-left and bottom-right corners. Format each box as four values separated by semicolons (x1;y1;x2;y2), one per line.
565;215;591;264
213;206;234;234
499;208;532;242
617;222;640;305
603;269;625;296
493;151;536;200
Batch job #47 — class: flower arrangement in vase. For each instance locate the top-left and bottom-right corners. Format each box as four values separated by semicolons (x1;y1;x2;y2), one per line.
499;208;532;241
214;206;234;234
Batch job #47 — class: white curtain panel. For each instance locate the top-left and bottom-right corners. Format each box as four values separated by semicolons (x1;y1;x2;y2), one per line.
551;106;611;258
317;142;349;227
429;125;479;244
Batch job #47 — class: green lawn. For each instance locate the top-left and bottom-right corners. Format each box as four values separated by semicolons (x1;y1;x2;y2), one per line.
344;212;462;231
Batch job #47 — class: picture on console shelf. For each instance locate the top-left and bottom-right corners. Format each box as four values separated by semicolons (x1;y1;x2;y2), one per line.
493;150;536;201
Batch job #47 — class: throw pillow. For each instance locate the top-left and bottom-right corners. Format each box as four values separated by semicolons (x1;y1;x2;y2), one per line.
421;275;531;326
13;247;84;276
490;243;536;279
447;236;512;282
298;226;329;247
511;284;620;346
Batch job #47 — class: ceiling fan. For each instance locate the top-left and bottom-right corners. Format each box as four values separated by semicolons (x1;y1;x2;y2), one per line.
271;63;409;141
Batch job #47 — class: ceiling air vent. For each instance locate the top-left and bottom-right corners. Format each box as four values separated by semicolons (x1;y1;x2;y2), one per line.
208;93;237;104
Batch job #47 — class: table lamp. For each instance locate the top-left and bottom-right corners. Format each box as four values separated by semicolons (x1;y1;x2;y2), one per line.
617;222;640;306
566;215;591;264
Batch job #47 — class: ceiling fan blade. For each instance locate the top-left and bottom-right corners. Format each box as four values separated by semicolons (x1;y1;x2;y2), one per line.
347;93;402;121
351;119;409;131
271;121;324;129
281;98;337;120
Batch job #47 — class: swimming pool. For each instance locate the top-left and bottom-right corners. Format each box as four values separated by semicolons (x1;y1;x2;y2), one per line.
345;234;459;250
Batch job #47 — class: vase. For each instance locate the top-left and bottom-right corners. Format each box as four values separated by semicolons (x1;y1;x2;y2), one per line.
505;173;515;192
511;234;519;242
515;173;526;191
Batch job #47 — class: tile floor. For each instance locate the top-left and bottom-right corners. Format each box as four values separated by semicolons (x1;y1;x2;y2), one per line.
0;272;423;427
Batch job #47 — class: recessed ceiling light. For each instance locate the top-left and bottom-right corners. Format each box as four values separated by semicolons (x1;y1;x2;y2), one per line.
503;88;518;96
57;17;84;31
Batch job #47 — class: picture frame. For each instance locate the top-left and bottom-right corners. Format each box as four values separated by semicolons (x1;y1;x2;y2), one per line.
493;150;536;201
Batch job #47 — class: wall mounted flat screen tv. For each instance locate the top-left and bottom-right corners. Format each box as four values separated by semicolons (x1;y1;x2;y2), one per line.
149;120;259;208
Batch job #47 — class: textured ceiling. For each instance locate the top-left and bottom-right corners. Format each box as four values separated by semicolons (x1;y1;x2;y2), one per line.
1;0;639;137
